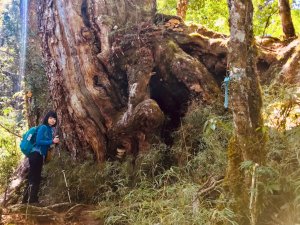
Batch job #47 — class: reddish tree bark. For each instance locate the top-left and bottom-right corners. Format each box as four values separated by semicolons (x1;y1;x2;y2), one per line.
177;0;189;20
37;0;222;162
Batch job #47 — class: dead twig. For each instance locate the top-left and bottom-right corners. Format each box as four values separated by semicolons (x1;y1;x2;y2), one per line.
192;176;223;214
197;177;223;197
193;176;224;203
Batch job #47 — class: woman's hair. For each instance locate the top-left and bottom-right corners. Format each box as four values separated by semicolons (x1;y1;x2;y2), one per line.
42;110;58;127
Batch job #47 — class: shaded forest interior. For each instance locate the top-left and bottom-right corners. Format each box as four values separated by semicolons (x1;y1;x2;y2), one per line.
0;0;299;224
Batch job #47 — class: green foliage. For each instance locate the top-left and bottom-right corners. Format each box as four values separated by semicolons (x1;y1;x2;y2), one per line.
0;107;22;193
24;37;49;114
263;83;300;131
0;0;20;97
1;0;49;124
253;0;279;36
257;126;300;224
42;151;135;204
157;0;177;16
0;0;20;51
291;7;300;36
37;81;300;224
253;0;300;37
0;1;295;224
257;81;300;224
157;0;229;34
157;0;300;37
188;0;229;34
171;104;232;181
100;183;237;225
40;104;235;224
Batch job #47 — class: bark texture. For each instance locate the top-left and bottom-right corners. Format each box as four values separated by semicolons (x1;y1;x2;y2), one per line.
278;0;296;39
177;0;189;20
225;0;266;224
37;0;222;162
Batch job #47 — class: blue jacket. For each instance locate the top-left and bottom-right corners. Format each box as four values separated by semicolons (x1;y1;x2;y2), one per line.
34;125;53;156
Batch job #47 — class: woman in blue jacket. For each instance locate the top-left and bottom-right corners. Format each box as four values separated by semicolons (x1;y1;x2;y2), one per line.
22;110;60;204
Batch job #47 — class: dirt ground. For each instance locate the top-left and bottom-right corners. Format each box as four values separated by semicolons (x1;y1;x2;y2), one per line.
1;203;103;225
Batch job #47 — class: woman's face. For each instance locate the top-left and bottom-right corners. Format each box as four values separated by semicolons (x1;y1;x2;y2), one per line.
48;116;57;126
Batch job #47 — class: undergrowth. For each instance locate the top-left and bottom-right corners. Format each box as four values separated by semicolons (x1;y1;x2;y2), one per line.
259;84;300;225
41;105;235;224
39;84;300;225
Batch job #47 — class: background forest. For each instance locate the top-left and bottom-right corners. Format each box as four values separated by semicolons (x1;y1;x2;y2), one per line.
158;0;300;36
0;0;300;224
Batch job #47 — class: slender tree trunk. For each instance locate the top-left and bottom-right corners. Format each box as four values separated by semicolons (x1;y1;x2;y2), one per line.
177;0;189;20
278;0;296;38
225;0;266;224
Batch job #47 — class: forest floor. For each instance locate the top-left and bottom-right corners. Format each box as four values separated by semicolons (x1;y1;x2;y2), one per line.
1;203;103;225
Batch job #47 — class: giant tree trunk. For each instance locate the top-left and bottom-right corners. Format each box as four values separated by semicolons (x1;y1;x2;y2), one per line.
38;0;223;162
225;0;266;224
278;0;296;39
3;0;299;207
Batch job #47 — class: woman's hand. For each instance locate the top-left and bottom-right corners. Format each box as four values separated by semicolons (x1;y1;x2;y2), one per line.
53;136;60;144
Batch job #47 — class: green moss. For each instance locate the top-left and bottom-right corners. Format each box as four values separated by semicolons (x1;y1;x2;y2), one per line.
189;32;203;38
223;137;250;224
166;40;179;51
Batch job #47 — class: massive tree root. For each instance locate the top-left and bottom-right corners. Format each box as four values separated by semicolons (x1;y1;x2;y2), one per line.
37;0;226;161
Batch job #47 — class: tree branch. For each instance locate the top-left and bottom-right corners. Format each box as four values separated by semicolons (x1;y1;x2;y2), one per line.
196;176;223;198
0;122;22;138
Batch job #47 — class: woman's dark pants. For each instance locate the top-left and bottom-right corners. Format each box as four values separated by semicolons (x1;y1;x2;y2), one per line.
22;152;43;203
